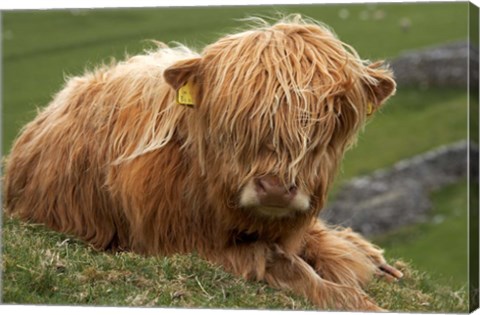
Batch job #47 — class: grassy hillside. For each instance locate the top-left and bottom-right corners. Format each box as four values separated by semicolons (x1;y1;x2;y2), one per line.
1;213;468;312
1;2;471;311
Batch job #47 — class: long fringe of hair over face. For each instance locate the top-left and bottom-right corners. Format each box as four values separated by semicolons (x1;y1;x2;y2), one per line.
169;15;394;212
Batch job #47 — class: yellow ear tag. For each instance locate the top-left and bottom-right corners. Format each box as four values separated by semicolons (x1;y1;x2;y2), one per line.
176;81;196;107
367;102;374;116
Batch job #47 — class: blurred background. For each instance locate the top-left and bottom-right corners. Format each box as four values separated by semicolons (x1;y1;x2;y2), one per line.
2;2;472;293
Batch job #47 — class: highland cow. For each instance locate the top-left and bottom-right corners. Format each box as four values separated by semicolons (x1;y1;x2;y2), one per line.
4;16;402;310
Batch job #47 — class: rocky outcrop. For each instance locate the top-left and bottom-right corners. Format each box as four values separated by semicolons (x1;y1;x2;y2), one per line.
321;140;477;236
389;41;478;88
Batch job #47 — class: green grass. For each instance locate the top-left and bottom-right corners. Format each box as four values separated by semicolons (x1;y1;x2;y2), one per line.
1;219;314;309
375;181;469;290
1;2;472;311
338;87;468;180
1;217;468;312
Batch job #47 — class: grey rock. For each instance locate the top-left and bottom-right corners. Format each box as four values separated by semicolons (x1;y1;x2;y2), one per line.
389;41;478;88
321;140;477;236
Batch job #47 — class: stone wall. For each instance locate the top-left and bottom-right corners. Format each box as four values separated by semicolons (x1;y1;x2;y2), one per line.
322;41;479;236
321;140;477;236
389;41;478;88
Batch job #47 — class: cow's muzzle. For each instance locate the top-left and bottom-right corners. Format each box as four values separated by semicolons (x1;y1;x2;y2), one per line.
239;175;310;217
254;175;297;208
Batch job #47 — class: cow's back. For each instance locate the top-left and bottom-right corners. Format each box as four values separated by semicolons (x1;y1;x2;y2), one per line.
3;46;196;250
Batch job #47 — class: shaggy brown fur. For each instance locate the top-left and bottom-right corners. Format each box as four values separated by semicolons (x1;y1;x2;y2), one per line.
4;15;400;310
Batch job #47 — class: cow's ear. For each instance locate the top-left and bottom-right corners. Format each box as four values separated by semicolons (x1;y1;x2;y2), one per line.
362;61;396;113
164;57;202;90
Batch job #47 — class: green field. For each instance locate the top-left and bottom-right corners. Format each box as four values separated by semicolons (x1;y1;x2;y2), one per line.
1;2;471;311
375;181;469;290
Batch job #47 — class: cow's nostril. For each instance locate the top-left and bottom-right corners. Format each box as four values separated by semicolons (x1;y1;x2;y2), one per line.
253;175;297;208
254;178;267;194
288;185;297;195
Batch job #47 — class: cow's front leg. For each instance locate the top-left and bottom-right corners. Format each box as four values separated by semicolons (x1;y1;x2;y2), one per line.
330;225;403;281
209;241;383;311
302;220;402;287
301;220;378;289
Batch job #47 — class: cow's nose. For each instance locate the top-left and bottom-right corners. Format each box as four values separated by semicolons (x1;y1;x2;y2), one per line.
254;175;297;208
